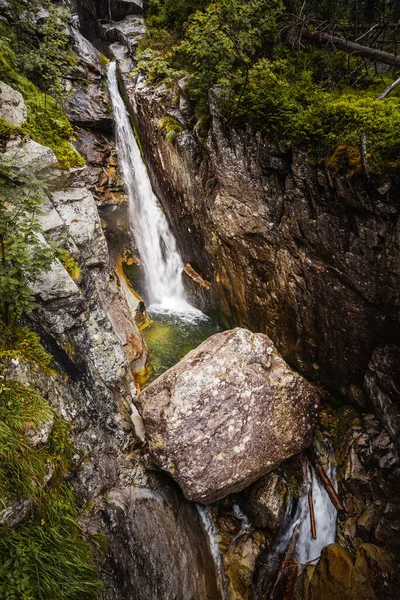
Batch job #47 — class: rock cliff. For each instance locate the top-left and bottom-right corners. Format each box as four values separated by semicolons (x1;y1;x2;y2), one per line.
0;55;221;598
122;52;400;399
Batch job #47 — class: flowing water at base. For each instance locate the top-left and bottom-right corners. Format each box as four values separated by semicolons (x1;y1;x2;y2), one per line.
143;308;220;384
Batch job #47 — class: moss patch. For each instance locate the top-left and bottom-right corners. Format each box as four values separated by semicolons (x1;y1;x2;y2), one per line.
0;24;84;169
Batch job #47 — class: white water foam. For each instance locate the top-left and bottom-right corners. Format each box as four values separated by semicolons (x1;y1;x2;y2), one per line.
107;62;198;315
196;505;228;600
273;459;338;568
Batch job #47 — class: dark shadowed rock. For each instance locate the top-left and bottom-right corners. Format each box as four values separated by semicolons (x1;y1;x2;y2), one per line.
136;328;319;504
241;471;288;533
365;345;400;444
304;543;398;600
85;475;221;600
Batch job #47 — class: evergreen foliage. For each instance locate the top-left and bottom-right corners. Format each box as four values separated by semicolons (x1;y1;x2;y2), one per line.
138;0;400;174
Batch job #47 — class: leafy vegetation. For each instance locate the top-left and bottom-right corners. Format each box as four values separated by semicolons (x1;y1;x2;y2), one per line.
137;0;400;174
0;321;101;598
158;116;183;142
0;20;83;169
0;486;102;600
0;159;55;328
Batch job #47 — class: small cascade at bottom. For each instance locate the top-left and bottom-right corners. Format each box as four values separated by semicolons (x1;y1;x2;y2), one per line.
257;445;338;599
196;505;229;600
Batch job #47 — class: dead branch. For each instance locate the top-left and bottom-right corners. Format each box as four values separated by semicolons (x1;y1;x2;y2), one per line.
301;29;400;66
306;448;345;514
360;129;369;177
308;485;317;540
376;75;400;99
269;529;300;600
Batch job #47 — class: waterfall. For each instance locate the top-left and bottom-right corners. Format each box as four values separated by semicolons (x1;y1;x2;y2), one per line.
295;462;338;564
107;62;197;315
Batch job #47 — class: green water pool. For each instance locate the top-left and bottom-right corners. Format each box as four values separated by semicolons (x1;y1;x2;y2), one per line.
143;308;221;384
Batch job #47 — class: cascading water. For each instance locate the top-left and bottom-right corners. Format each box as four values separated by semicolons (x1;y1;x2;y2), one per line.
107;62;198;315
196;505;228;600
258;446;338;599
273;462;338;565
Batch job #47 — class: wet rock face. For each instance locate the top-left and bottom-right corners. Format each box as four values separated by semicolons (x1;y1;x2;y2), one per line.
75;0;144;42
129;74;400;395
336;405;400;559
65;28;112;131
301;543;399;600
136;328;319;504
86;476;221;600
365;345;400;444
241;471;288;533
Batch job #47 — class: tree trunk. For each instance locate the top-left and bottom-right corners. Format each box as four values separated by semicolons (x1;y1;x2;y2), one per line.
302;29;400;66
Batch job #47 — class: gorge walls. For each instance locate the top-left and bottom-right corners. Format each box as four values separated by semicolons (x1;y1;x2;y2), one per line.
127;73;400;397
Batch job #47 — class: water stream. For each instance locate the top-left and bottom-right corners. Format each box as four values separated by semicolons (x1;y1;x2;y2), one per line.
258;449;338;598
108;61;196;313
108;60;337;599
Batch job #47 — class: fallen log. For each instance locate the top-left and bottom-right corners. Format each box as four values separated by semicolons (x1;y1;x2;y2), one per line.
269;528;300;600
301;29;400;67
308;483;317;540
306;448;345;514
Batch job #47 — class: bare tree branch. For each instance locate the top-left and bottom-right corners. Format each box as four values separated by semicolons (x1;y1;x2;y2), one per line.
302;29;400;66
376;75;400;99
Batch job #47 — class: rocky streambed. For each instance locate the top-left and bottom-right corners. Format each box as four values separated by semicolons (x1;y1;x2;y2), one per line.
1;2;400;599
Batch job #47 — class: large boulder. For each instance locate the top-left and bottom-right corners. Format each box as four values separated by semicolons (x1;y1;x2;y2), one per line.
136;328;319;503
0;81;27;126
4;139;57;176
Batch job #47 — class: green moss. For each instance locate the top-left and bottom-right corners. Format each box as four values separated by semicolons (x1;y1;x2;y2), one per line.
158;116;183;142
0;326;55;375
327;144;362;177
0;25;84;170
0;119;22;147
55;247;82;282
